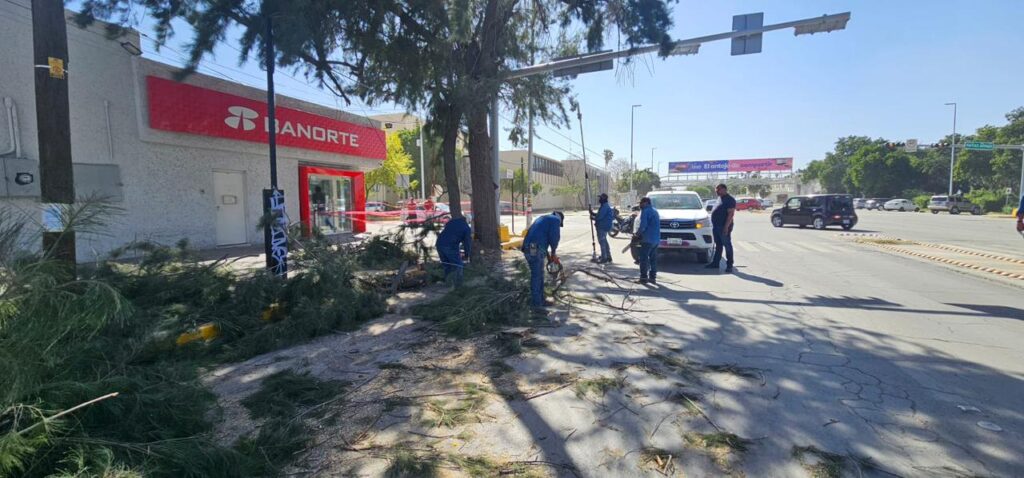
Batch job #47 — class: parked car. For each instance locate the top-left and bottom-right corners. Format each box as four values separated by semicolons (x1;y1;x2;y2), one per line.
853;198;867;209
704;198;720;212
500;201;514;215
365;201;388;212
865;198;891;210
927;195;982;215
883;199;918;212
771;194;858;230
735;198;762;210
760;198;774;208
634;191;713;263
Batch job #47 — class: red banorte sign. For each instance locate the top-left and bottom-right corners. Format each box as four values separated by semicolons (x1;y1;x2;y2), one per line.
146;76;386;160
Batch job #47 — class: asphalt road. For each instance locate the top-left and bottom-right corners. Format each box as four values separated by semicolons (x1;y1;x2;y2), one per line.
848;208;1020;256
519;210;1024;476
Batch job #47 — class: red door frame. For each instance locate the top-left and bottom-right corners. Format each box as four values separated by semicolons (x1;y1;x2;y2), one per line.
298;165;366;235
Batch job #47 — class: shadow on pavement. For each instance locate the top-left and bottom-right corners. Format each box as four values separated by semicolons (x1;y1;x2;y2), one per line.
946;303;1024;321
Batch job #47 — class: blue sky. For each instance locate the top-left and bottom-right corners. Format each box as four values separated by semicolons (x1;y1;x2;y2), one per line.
75;0;1024;173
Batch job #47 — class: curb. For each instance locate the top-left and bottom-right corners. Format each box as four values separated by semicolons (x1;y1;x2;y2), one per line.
866;243;1024;281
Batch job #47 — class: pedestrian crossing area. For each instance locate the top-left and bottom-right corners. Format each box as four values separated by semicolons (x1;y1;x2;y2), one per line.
733;241;853;254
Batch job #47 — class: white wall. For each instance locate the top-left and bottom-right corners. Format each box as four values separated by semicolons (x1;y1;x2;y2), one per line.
0;4;381;260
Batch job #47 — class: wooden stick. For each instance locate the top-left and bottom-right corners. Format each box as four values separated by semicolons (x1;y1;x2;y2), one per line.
16;392;119;436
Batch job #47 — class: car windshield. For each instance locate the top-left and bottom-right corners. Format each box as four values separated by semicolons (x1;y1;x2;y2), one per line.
650;194;702;210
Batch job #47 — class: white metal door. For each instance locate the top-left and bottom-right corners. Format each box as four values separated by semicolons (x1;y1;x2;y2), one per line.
213;170;248;246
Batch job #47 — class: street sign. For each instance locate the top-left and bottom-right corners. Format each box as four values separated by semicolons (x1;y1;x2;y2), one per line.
732;13;764;56
506;169;514;179
905;139;918;153
965;141;994;151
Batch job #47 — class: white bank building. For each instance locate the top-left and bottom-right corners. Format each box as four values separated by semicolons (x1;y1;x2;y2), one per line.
0;5;385;261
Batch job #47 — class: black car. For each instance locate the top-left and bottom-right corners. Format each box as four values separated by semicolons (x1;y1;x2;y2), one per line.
771;194;858;230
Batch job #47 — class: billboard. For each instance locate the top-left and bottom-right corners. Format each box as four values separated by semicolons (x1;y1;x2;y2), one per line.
147;76;386;160
668;158;792;173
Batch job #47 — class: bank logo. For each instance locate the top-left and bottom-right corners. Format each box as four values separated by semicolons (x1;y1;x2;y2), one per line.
224;106;258;131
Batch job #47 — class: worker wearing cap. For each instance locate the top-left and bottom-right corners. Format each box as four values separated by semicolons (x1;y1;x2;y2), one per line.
590;193;614;263
522;211;564;308
435;214;472;286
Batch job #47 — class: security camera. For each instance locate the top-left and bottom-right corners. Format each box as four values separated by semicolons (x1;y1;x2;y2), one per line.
14;172;34;186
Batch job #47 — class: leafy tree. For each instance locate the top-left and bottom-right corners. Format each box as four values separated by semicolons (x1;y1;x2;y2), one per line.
78;0;678;256
397;127;442;198
689;185;712;198
501;168;542;212
603;149;614;168
803;136;877;193
607;158;632;181
847;143;916;197
616;170;660;197
365;134;414;196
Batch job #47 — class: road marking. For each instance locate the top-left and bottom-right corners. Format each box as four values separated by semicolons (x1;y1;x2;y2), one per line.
796;242;833;253
756;242;782;252
734;242;756;252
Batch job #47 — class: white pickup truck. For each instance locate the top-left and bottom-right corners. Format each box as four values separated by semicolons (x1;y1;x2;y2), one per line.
634;190;714;263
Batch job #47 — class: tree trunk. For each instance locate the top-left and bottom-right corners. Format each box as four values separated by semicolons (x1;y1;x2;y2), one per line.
439;104;462;218
467;106;499;255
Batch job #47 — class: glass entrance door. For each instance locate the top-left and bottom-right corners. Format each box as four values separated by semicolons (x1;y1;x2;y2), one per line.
308;174;353;235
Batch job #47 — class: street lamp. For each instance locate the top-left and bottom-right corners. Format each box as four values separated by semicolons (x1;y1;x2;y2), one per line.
630;104;641;197
944;102;957;196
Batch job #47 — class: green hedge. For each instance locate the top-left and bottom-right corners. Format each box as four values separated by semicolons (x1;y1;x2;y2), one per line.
965;189;1006;213
912;194;932;210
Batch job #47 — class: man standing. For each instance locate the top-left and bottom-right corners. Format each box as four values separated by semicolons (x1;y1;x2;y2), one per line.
522;211;564;309
591;193;614;263
707;183;736;273
634;197;661;284
435;214;472;286
1016;194;1024;234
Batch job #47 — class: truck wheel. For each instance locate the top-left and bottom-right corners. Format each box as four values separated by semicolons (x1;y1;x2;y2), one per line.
931;209;939;214
971;206;982;215
950;207;960;215
813;217;826;230
696;250;710;264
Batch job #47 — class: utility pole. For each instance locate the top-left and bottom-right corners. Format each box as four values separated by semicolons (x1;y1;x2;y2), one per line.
651;147;657;172
32;0;75;265
945;102;957;196
630;104;641;198
263;14;288;276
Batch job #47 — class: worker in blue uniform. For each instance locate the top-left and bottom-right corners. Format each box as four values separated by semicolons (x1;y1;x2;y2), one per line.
522;211;564;308
590;193;614;263
634;197;661;284
435;215;472;286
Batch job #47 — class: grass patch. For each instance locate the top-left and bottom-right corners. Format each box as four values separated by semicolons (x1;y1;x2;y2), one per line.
792;445;877;478
385;450;439;478
423;384;489;428
240;370;346;420
574;376;624;398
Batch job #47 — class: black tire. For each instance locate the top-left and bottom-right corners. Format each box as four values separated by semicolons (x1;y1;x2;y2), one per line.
899;207;905;212
813;216;826;230
950;207;960;215
608;227;620;238
771;215;784;228
696;250;710;264
841;224;853;230
971;207;982;216
931;209;939;214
